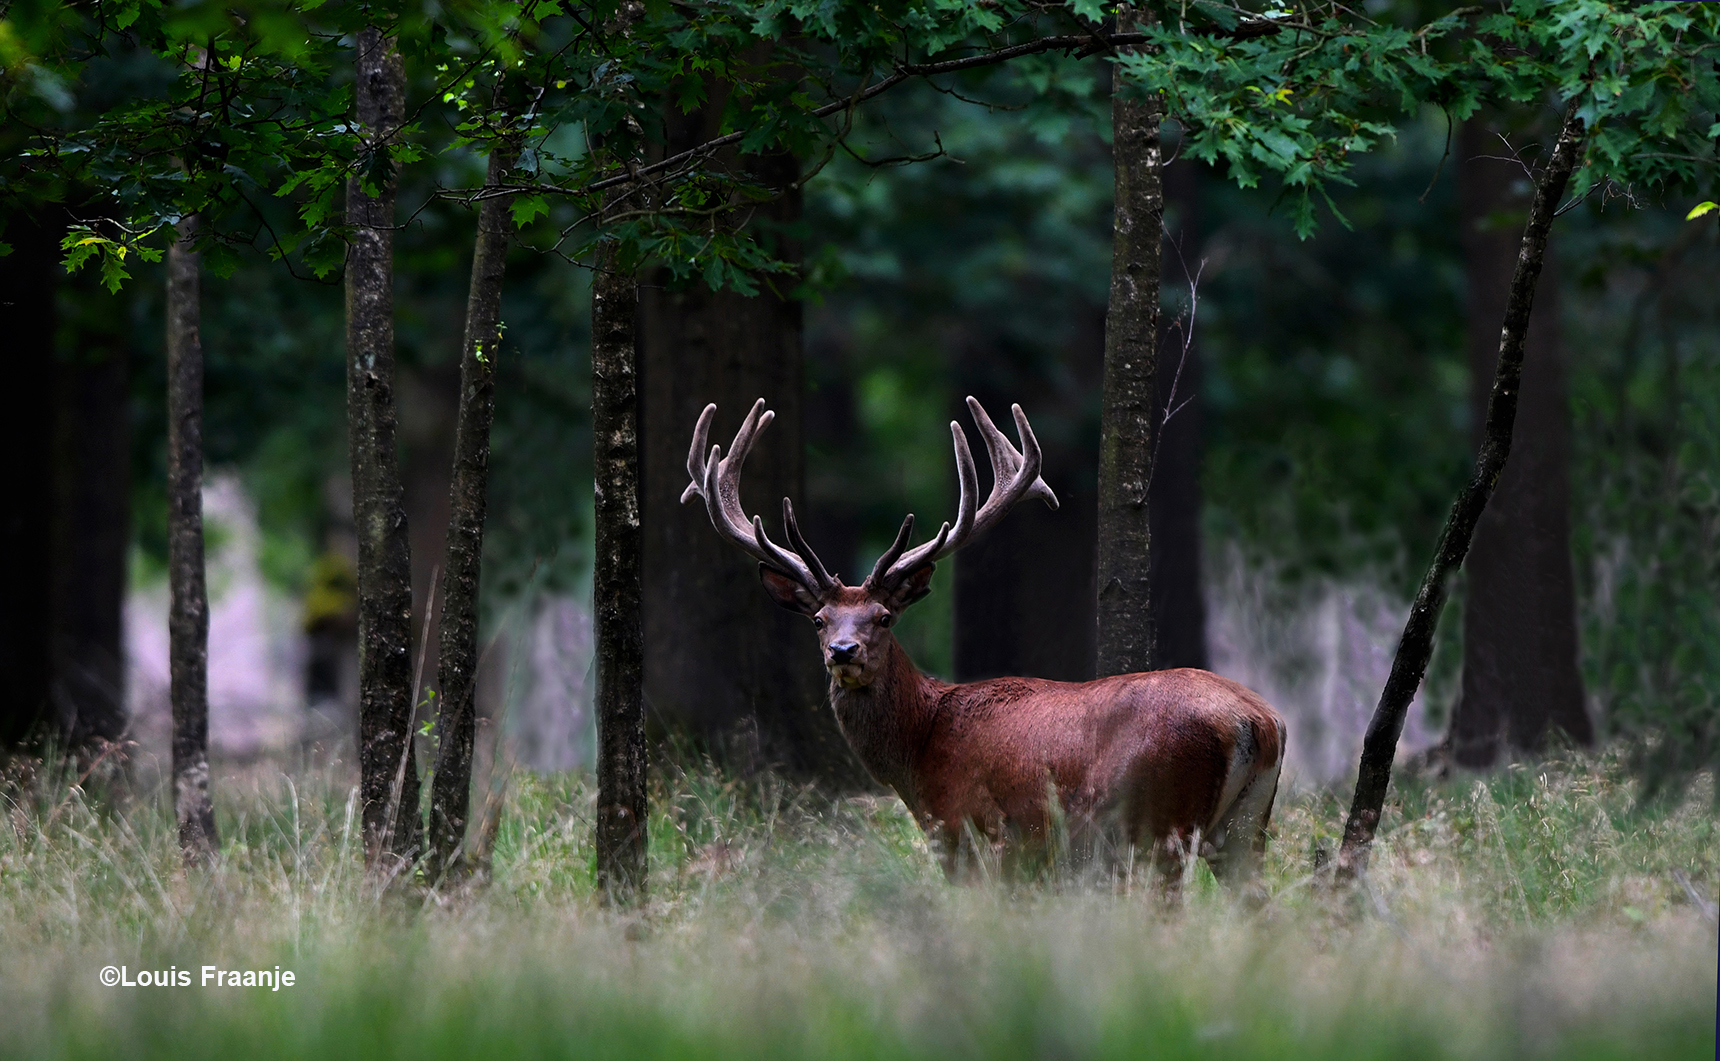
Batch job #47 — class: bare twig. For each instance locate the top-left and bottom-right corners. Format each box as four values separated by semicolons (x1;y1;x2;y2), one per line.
1419;107;1454;204
1671;868;1717;924
1142;225;1207;500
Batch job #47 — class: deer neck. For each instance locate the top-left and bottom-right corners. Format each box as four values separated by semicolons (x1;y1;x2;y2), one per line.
828;635;942;811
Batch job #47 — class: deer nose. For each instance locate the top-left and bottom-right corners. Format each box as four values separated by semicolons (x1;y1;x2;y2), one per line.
828;642;859;665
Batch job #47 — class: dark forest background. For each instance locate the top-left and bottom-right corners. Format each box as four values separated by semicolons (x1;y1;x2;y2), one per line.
6;54;1716;792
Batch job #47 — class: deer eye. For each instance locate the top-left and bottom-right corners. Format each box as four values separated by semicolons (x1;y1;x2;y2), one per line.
811;616;826;630
876;613;893;628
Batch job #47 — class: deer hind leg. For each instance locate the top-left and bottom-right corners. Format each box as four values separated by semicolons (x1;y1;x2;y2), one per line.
1205;756;1282;887
1186;716;1274;887
1154;828;1197;897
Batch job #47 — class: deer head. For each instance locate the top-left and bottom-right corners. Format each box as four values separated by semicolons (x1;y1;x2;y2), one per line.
681;397;1058;689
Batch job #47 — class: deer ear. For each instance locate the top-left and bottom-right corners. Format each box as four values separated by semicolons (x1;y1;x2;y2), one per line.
882;562;935;612
759;564;820;615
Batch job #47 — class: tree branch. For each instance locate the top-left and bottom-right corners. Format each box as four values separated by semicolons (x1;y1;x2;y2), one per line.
1334;99;1590;881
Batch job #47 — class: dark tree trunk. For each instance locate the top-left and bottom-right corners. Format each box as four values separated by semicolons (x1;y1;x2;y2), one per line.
52;230;132;753
346;27;420;865
1149;159;1209;671
953;310;1103;685
1096;11;1164;678
954;483;1099;683
639;118;850;781
1447;118;1591;766
1337;103;1587;878
399;361;459;755
2;208;132;759
166;217;217;863
0;212;59;751
428;143;516;881
593;242;647;902
801;329;862;590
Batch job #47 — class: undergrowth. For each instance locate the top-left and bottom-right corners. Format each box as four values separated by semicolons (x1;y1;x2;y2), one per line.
0;747;1713;1060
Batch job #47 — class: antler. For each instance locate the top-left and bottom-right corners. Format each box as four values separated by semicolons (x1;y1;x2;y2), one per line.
865;397;1058;590
682;399;837;595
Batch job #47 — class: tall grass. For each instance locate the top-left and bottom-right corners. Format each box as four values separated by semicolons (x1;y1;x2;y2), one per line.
1;749;1713;1059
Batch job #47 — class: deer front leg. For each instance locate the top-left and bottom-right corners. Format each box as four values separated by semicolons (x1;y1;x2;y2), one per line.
921;798;1007;885
920;816;963;882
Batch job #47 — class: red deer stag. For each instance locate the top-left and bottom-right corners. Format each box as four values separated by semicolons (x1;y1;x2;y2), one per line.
683;397;1285;885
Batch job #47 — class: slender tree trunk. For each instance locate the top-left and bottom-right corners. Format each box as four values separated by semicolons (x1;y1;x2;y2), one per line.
0;211;57;752
347;26;420;866
166;216;217;864
428;142;517;880
1096;8;1164;678
1447;116;1591;766
1337;103;1587;879
593;241;647;902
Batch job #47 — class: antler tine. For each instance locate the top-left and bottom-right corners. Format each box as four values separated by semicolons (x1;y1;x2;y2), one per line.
709;399;771;543
1010;403;1057;506
864;514;919;588
876;398;1058;588
972;398;1058;516
876;420;976;580
752;516;818;589
966;397;1022;494
726;398;771;472
682;399;824;594
782;498;837;590
681;403;719;504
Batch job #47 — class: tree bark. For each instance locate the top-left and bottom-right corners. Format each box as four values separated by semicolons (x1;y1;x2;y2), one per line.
1447;117;1591;766
428;142;516;881
639;111;851;782
167;216;217;864
1096;8;1164;678
1149;159;1209;671
593;241;648;902
347;26;420;866
1337;103;1587;878
0;211;57;752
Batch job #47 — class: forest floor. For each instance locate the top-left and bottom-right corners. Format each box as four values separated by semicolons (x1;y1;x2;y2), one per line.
0;745;1714;1059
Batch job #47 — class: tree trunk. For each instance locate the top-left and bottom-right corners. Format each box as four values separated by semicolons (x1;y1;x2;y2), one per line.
167;216;217;864
639;117;850;782
428;142;516;880
347;26;419;866
52;222;132;755
1;207;132;760
802;329;862;593
1447;117;1591;766
593;241;647;902
1337;103;1587;878
0;211;57;752
1149;159;1209;671
953;311;1103;685
1096;9;1164;678
954;484;1099;682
